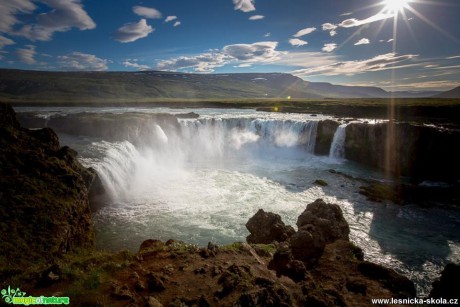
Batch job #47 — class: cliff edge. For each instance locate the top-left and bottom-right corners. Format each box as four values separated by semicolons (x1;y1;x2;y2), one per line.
0;103;96;278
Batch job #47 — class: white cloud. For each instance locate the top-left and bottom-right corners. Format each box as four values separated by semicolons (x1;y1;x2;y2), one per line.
387;38;394;43
338;12;393;28
17;44;36;64
165;16;177;23
291;53;417;77
157;52;230;73
447;55;460;59
13;0;96;41
0;0;36;33
157;41;281;72
133;6;162;19
354;38;370;45
123;60;150;70
264;32;271;37
289;38;308;47
293;27;316;38
0;35;15;49
322;23;338;37
173;21;181;27
223;41;281;62
236;63;252;68
58;52;108;71
341;12;353;16
233;0;256;12
322;23;337;31
322;43;337;53
113;19;153;43
249;15;264;20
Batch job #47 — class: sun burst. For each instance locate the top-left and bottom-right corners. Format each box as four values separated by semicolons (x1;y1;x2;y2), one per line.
383;0;411;14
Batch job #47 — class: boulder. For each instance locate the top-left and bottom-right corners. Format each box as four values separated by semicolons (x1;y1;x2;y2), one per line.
246;209;295;244
289;225;326;267
296;199;349;243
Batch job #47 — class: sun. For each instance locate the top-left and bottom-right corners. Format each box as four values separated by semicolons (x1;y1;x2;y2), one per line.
383;0;410;13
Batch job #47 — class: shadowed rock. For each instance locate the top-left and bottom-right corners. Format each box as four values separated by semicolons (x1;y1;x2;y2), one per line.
429;263;460;300
246;209;295;244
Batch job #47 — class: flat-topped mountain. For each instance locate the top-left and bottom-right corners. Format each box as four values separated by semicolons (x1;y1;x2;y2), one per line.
0;69;451;102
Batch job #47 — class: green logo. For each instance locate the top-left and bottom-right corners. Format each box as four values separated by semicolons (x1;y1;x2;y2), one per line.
1;286;26;304
1;286;70;305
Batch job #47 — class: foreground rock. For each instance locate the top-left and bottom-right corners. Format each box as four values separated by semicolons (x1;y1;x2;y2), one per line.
246;209;295;244
0;103;96;278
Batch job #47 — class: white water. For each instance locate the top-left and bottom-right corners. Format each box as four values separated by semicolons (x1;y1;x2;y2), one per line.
14;107;460;296
329;124;347;159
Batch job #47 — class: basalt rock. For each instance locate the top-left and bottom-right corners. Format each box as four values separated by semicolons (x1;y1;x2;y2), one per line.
315;120;340;155
296;198;350;243
246;209;295;244
344;122;460;182
0;103;95;277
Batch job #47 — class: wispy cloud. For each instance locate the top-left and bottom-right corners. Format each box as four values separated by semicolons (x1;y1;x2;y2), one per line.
113;19;153;43
289;38;308;47
354;38;370;45
11;0;96;41
264;32;271;37
165;16;177;23
157;41;281;72
58;52;108;71
322;43;337;53
293;27;316;38
291;53;417;77
17;44;36;64
338;12;393;28
133;6;162;19
0;0;36;33
157;52;230;73
123;60;150;70
0;35;14;49
233;0;255;12
173;21;181;27
446;55;460;60
249;15;264;20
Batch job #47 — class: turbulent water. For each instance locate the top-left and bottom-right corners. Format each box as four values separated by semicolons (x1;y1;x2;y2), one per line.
15;106;460;296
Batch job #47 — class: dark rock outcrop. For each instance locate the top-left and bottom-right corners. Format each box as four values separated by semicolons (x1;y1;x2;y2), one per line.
0;103;95;277
345;122;460;181
296;199;350;243
246;209;295;244
429;263;460;299
315;120;339;155
254;198;416;305
17;111;181;147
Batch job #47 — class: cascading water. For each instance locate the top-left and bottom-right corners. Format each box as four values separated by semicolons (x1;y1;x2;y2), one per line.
14;107;460;296
329;124;347;159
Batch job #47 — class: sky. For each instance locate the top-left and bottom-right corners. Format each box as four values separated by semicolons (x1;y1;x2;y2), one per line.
0;0;459;91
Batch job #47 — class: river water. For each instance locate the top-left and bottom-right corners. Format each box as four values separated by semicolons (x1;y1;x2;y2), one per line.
15;106;460;296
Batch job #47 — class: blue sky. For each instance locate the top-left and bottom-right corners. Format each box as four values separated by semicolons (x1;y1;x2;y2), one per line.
0;0;459;91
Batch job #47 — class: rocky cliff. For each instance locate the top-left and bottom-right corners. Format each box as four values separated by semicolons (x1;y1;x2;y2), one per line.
0;103;96;278
315;120;460;182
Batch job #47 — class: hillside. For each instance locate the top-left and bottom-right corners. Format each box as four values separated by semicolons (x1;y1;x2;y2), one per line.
0;69;398;102
434;86;460;98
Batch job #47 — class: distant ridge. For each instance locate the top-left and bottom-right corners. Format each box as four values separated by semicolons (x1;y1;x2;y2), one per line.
434;86;460;98
0;69;445;101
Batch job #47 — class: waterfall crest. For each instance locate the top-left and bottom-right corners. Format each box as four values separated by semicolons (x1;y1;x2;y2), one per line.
90;117;320;200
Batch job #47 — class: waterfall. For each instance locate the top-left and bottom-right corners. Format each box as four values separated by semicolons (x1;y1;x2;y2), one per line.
89;117;320;201
329;124;347;159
